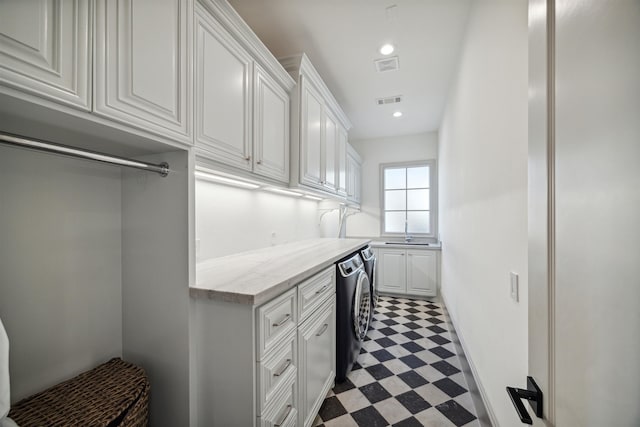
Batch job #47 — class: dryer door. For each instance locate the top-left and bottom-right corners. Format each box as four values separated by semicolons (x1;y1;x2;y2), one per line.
352;270;371;340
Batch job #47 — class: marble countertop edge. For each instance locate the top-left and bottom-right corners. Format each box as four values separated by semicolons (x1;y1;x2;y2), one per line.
191;238;371;306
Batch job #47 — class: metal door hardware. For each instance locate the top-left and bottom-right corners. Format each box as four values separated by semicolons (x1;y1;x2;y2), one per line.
506;376;543;424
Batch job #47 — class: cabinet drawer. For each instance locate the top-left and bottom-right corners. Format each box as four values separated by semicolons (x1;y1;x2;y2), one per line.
257;331;296;414
257;288;297;359
259;370;297;427
298;266;335;322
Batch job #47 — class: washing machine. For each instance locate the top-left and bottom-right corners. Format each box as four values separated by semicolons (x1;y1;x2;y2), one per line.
359;245;377;322
335;252;371;383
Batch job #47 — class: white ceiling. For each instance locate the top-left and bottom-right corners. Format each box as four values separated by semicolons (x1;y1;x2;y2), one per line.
228;0;472;141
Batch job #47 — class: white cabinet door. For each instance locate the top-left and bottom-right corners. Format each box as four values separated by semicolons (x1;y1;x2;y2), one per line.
0;0;90;109
300;76;323;187
94;0;191;143
346;154;355;200
406;250;437;297
322;110;337;191
194;4;252;169
354;161;362;203
337;128;348;196
254;64;289;183
378;249;406;293
298;297;335;427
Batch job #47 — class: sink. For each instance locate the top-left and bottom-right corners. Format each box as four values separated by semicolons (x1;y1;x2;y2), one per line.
385;242;430;246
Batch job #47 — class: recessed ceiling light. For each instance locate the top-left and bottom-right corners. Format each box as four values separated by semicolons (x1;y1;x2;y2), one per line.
379;44;395;55
393;111;403;118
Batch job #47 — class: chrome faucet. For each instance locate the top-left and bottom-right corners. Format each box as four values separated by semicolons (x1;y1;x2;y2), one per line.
404;221;413;242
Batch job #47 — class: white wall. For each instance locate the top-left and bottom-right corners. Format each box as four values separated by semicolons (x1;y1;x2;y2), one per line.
195;180;321;260
0;146;123;401
347;132;438;238
438;0;528;425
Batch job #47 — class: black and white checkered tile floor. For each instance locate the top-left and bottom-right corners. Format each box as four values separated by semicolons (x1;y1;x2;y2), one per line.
314;296;479;427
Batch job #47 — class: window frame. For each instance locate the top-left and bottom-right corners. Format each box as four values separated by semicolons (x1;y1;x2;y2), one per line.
379;159;438;240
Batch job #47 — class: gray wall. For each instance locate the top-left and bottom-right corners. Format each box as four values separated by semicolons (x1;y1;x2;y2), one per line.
0;146;122;401
437;0;528;424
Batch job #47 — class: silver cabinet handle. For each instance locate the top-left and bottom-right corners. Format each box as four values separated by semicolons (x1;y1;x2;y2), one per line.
315;285;329;295
274;405;293;426
257;160;262;164
245;155;251;161
273;358;292;377
316;323;329;337
272;313;291;327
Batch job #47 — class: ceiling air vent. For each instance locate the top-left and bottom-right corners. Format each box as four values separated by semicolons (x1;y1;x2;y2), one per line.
374;56;399;73
376;95;403;106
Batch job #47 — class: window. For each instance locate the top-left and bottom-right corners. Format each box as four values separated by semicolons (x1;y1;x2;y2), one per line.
380;160;437;238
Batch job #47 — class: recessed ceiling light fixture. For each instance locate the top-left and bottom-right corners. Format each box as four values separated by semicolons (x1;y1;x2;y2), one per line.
379;43;395;55
393;111;403;118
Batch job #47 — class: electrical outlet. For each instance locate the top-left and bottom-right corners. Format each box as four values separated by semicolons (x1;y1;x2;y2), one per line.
510;272;519;302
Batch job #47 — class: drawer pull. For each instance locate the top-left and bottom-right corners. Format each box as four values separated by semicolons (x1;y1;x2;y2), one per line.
273;358;292;377
316;323;329;337
315;285;329;295
274;404;293;426
272;313;291;328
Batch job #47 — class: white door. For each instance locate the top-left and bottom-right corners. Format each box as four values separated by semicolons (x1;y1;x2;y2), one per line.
406;250;436;297
377;249;405;294
94;0;191;143
0;0;91;109
300;77;323;187
527;1;640;425
254;63;290;183
322;110;337;191
194;4;252;169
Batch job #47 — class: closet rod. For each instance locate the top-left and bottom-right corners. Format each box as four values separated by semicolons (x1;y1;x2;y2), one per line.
0;132;169;177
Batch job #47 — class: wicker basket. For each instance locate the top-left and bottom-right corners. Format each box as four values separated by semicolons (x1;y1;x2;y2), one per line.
8;358;149;427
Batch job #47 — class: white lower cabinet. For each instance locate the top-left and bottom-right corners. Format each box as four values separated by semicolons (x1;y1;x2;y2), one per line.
192;265;336;426
259;368;297;427
377;248;439;297
298;296;336;427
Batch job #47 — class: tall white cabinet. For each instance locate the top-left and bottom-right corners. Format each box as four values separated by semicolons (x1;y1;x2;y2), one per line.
94;0;192;143
0;0;91;110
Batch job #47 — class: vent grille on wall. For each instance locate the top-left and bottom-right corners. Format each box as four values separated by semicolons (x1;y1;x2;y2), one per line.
374;56;400;72
376;95;403;106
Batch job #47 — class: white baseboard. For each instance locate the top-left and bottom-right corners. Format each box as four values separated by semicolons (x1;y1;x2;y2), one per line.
440;293;499;427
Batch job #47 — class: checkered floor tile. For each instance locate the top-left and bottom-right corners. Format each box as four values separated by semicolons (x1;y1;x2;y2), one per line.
314;296;480;427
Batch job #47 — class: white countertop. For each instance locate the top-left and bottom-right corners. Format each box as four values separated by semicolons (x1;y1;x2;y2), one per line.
191;238;371;306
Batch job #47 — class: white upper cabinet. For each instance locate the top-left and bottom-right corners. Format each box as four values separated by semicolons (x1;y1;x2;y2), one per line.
336;128;348;196
254;64;290;182
322;109;337;191
300;77;324;187
346;143;362;206
94;0;192;144
0;0;91;110
195;4;252;170
282;54;352;197
193;0;294;184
